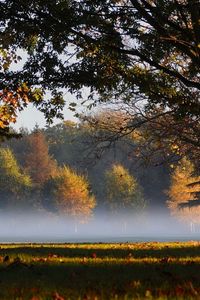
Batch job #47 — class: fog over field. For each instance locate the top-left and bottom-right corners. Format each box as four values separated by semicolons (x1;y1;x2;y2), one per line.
1;112;199;245
0;210;197;243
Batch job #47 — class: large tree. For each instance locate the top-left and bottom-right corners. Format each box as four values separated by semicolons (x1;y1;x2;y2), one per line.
0;0;199;160
82;108;199;168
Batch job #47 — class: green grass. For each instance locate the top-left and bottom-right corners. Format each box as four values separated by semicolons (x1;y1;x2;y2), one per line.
0;241;200;299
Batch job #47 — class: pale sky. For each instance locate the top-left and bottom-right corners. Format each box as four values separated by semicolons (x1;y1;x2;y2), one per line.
10;50;81;131
13;96;79;131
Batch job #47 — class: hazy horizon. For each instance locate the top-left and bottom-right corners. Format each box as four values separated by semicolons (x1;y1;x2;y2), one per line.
0;210;197;243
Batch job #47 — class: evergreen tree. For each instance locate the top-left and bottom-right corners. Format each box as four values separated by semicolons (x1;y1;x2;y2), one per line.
24;130;57;188
167;158;200;228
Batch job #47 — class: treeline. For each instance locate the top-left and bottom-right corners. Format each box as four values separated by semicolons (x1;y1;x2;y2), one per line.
1;120;167;210
1;118;199;227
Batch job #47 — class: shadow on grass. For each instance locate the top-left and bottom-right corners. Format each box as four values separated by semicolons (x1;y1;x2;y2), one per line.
0;259;200;299
1;245;200;259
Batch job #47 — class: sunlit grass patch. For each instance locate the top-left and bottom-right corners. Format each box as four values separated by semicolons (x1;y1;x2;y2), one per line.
0;242;200;299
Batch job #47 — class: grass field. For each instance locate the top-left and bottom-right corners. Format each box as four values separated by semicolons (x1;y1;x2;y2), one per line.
0;241;200;299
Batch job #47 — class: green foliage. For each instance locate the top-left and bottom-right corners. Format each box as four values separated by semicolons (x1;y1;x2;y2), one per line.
4;120;171;211
44;122;84;167
0;147;32;208
105;163;145;214
0;0;199;151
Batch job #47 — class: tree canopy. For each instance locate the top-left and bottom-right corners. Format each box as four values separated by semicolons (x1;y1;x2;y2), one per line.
45;165;96;222
23;130;57;188
105;163;145;214
0;0;199;161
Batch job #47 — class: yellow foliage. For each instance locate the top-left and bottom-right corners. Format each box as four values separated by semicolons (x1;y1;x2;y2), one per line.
0;105;16;128
167;157;200;224
63;120;77;128
129;129;145;143
54;166;96;221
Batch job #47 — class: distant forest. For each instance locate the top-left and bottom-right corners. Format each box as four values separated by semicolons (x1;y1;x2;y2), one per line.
1;115;199;227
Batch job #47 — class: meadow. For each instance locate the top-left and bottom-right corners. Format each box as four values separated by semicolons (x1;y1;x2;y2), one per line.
0;241;200;299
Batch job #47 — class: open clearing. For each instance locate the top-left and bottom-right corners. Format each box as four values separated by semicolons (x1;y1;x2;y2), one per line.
0;241;200;299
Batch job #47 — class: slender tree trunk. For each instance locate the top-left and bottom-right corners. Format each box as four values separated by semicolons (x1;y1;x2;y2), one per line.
74;222;78;234
122;220;127;234
190;222;195;233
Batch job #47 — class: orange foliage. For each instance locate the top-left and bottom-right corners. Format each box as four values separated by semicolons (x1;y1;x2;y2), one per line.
54;166;96;222
0;84;30;129
167;157;200;224
24;131;57;187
